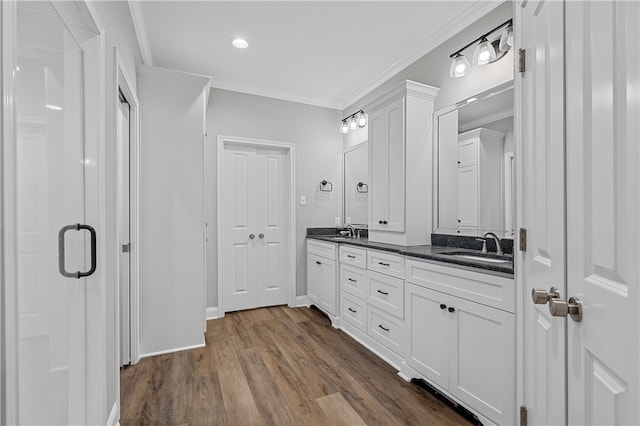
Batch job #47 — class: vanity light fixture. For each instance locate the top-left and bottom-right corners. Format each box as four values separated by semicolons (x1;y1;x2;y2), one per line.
338;109;367;134
449;19;512;78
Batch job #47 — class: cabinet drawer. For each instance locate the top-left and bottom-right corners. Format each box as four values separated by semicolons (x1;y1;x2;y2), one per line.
339;245;367;268
368;306;404;356
307;239;337;260
367;270;404;319
340;264;367;298
367;250;405;279
406;259;514;313
341;293;367;333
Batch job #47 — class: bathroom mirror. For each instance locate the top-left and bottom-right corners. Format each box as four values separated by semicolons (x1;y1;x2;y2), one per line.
343;142;368;226
433;81;515;237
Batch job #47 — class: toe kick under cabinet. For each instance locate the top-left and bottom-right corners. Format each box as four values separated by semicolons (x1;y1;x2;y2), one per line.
405;259;515;426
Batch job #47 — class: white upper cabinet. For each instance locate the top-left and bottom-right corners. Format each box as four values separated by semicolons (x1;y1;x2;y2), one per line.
366;81;439;246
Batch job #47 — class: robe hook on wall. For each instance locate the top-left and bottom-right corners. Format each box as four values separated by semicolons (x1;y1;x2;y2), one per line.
356;182;368;193
319;180;333;192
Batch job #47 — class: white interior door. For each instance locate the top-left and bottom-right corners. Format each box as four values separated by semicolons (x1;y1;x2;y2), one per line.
117;93;131;366
14;2;90;424
221;141;290;312
565;2;640;424
519;0;567;424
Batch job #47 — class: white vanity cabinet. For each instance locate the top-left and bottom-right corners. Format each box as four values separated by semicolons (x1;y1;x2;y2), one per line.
306;240;338;317
339;245;368;333
405;259;515;426
366;80;439;246
456;128;505;232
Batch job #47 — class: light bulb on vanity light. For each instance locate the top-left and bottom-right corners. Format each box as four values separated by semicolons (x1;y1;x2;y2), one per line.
357;112;367;128
449;53;470;78
339;120;349;134
348;116;357;131
499;24;513;52
472;37;496;66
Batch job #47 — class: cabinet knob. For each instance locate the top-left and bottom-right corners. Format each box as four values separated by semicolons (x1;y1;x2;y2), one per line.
378;220;383;224
440;304;447;310
448;307;455;313
382;220;388;225
315;261;321;265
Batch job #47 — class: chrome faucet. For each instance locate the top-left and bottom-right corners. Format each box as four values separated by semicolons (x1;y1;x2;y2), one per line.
345;224;356;238
482;232;503;255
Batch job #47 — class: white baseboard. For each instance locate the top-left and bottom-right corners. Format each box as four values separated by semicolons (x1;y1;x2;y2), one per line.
107;402;119;426
295;296;310;307
206;306;222;320
140;341;205;359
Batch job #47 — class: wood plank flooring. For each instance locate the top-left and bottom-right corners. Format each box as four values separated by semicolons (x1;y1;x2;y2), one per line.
120;306;476;425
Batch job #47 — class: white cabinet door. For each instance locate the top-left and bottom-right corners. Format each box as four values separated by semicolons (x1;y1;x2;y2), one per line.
448;297;515;425
306;253;337;316
457;164;478;228
405;284;449;390
319;259;337;316
386;97;405;232
369;97;405;232
565;2;640;424
307;254;323;306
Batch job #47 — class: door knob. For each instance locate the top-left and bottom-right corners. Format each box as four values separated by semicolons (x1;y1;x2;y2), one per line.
249;233;255;240
531;287;560;304
259;233;264;239
549;296;583;322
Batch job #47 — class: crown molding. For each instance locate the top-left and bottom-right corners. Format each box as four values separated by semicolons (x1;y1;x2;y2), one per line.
209;81;343;110
128;0;154;65
340;0;504;110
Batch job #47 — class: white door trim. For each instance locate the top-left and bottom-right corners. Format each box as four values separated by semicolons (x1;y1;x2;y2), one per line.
216;135;296;316
113;47;141;368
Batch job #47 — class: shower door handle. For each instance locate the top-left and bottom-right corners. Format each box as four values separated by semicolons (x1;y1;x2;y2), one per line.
58;223;97;279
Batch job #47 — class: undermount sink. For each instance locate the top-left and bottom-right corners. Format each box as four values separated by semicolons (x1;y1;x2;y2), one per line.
443;251;513;264
323;236;356;241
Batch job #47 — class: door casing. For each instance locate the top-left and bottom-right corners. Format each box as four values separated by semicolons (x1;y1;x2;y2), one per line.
216;135;297;316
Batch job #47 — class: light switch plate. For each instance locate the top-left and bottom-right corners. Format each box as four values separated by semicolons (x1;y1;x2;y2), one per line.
300;195;306;206
334;217;341;226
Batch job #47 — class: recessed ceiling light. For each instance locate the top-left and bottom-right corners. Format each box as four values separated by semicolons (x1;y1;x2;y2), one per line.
232;38;248;49
45;104;63;111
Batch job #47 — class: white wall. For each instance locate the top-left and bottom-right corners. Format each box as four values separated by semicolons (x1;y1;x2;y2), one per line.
88;0;142;416
138;66;209;355
205;88;343;308
343;2;513;115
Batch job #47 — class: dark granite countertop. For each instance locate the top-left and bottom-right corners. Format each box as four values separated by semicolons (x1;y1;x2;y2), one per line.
307;234;514;278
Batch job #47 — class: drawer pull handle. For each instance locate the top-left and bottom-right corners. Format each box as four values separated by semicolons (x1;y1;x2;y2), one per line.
316;261;322;265
440;304;447;310
448;307;455;313
348;278;357;283
347;254;356;259
376;289;389;296
378;324;390;332
348;307;357;313
378;262;390;267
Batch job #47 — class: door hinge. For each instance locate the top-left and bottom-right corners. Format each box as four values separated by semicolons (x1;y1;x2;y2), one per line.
122;243;130;253
519;228;527;252
520;406;528;426
518;48;526;75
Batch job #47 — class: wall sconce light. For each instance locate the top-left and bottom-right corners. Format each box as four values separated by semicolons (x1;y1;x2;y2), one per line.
339;109;367;134
449;19;513;78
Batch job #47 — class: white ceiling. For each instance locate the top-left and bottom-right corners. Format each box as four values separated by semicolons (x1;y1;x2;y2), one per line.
132;1;499;110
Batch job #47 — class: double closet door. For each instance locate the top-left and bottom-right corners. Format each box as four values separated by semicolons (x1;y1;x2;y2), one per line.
221;142;291;312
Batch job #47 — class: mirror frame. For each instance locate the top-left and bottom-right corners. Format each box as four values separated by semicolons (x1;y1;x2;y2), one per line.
343;141;368;227
432;81;515;237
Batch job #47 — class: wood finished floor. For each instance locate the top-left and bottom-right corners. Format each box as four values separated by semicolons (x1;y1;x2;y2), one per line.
120;306;475;426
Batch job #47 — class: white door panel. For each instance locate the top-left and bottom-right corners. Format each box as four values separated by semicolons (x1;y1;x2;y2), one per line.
565;2;640;424
118;96;131;365
222;143;290;312
520;0;566;424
